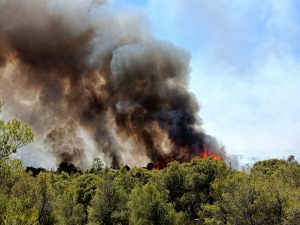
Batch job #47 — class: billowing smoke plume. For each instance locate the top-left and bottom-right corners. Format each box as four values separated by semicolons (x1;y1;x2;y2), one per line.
0;0;226;168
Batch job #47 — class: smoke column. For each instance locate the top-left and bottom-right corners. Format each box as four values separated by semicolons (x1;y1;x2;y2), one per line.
0;0;226;168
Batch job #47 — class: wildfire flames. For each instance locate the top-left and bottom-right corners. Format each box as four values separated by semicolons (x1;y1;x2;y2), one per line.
202;145;222;161
154;145;222;170
0;0;227;168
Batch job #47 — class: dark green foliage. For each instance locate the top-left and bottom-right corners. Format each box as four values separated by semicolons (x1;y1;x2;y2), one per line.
128;183;178;225
89;176;120;225
88;158;104;174
57;162;81;174
0;119;34;158
0;148;299;225
252;159;289;175
36;173;56;225
202;158;300;225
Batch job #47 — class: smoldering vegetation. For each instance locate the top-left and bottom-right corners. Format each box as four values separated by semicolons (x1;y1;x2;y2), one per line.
0;0;226;168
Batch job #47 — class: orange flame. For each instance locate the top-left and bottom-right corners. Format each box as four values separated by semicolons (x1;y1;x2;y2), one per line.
201;145;222;160
154;145;222;170
155;157;167;170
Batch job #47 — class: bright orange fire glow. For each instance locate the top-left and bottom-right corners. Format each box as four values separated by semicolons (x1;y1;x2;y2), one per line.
154;145;222;170
201;145;222;160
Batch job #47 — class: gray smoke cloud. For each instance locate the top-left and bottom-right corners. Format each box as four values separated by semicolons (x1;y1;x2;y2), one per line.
0;0;226;168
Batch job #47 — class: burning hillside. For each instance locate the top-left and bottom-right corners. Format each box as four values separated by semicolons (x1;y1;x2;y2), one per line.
0;0;226;168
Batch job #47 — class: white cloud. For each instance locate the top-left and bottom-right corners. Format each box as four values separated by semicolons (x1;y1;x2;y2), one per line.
147;0;300;158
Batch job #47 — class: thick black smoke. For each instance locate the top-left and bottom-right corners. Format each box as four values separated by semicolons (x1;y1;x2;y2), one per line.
0;0;226;168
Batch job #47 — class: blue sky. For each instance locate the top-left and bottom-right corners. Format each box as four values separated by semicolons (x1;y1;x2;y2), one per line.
111;0;300;160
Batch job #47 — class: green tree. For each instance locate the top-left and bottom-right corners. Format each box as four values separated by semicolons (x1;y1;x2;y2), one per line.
273;160;300;225
128;182;178;225
0;158;25;193
283;188;300;225
73;173;102;223
0;118;34;158
54;183;86;225
0;189;8;225
251;159;289;176
163;161;186;203
36;172;56;225
114;167;140;193
274;160;300;188
162;159;228;221
88;175;125;225
128;167;153;185
89;158;104;174
202;172;287;225
2;173;39;225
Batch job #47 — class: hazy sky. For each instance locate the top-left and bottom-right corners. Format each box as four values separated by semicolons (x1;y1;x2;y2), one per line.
111;0;300;160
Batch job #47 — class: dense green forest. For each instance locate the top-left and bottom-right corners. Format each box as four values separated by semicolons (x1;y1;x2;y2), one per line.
1;153;300;225
1;105;300;225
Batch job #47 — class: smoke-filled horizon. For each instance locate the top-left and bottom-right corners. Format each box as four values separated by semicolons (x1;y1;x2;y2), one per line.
0;0;226;168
